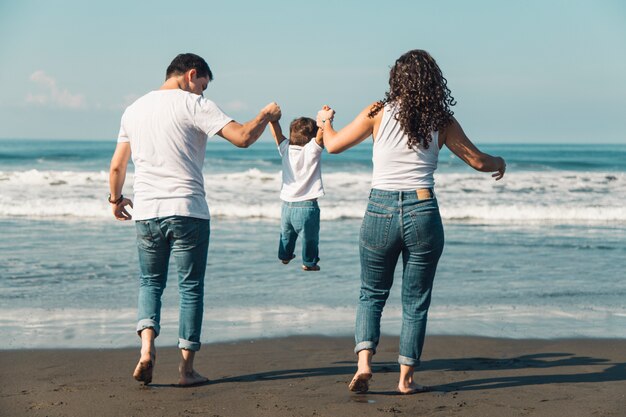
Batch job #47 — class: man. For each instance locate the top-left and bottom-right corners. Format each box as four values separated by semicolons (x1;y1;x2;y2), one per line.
109;53;280;386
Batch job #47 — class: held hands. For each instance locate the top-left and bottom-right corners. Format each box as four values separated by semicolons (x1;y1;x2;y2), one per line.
316;105;335;128
262;102;282;122
492;157;506;181
112;198;134;221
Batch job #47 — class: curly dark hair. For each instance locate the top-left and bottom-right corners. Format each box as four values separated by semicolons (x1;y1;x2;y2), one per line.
369;50;456;149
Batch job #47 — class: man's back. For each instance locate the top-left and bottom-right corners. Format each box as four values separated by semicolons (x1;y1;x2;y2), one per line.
118;89;232;220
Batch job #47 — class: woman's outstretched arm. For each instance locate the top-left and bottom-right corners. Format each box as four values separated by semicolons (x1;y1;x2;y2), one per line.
317;103;379;154
441;117;506;180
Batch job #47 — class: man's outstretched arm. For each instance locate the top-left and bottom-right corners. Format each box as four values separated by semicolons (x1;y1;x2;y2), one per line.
218;102;281;148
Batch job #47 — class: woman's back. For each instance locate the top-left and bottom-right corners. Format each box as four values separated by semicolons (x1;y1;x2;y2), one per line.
371;103;439;191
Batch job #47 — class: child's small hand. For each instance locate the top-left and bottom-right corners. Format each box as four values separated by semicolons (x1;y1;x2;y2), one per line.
263;102;282;122
316;105;335;128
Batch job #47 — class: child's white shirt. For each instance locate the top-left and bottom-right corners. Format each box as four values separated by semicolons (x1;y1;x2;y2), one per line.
278;139;324;202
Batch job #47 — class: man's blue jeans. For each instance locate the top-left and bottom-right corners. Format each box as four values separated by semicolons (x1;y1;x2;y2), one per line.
278;200;320;267
135;216;210;351
355;189;444;367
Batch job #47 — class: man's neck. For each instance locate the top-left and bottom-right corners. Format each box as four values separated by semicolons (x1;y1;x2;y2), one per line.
160;76;185;91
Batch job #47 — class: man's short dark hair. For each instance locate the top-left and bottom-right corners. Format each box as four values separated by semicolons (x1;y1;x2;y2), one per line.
166;53;213;81
289;117;318;146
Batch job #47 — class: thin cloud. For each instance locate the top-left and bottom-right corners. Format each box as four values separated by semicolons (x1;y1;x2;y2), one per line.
26;70;86;109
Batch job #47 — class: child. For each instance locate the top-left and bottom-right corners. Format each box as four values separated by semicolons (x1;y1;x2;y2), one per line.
269;116;324;271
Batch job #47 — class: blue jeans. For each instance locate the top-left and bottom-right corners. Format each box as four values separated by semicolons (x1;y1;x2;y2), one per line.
355;189;444;366
278;200;320;267
135;216;210;351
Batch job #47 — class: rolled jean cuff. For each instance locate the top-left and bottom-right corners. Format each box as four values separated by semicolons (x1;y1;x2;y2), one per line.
354;341;377;355
136;319;160;337
302;258;320;268
178;338;201;352
398;355;420;367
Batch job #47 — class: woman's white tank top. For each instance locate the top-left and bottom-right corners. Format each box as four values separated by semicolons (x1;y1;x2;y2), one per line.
371;103;439;190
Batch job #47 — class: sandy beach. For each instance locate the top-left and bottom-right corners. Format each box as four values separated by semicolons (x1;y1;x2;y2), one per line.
1;335;625;417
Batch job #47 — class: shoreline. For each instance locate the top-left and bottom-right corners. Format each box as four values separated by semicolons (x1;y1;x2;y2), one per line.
2;335;625;417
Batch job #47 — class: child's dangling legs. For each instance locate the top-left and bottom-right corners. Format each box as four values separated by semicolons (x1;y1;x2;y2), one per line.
278;202;297;263
299;201;320;270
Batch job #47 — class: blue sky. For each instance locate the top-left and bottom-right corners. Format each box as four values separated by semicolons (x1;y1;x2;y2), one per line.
0;0;624;143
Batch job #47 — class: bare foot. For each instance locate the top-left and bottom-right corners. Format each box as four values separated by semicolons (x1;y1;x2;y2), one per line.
348;371;372;393
281;254;296;264
397;382;429;395
302;264;320;271
178;370;209;387
133;353;155;385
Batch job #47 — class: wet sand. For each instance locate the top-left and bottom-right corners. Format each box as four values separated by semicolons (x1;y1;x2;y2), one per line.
1;335;625;417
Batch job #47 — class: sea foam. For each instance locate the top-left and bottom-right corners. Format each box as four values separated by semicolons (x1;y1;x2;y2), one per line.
0;169;624;223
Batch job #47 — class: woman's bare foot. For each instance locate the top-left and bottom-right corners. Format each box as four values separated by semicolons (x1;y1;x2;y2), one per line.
397;381;429;394
133;328;156;385
178;369;209;386
178;348;208;386
349;348;373;392
398;364;429;394
133;352;155;385
348;371;372;393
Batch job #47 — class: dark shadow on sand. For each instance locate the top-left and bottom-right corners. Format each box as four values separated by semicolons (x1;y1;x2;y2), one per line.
434;362;626;392
147;353;626;394
210;362;397;385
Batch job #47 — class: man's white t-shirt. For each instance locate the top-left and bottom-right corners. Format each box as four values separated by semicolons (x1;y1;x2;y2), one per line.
117;89;233;220
278;139;324;202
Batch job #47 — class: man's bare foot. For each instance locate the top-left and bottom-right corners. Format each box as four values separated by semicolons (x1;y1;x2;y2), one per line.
133;353;155;385
397;382;429;395
178;370;209;387
348;371;372;393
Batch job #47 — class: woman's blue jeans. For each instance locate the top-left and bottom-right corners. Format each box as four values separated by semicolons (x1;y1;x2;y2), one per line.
355;189;444;366
278;200;320;267
135;216;210;352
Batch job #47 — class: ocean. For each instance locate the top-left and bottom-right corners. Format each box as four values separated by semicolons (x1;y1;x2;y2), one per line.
1;139;625;349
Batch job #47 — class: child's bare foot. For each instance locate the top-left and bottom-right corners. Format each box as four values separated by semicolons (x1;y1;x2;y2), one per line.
281;254;296;264
133;352;155;385
302;264;320;271
397;382;429;395
178;369;209;386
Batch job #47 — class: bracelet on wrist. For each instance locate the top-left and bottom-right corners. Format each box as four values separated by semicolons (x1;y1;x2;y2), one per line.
108;194;124;205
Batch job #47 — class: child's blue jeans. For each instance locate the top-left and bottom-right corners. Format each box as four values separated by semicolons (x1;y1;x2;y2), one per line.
278;200;320;267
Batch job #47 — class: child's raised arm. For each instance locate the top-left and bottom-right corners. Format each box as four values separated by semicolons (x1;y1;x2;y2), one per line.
315;124;324;148
269;120;287;146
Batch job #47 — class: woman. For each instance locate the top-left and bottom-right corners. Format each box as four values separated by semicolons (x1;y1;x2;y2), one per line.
317;50;506;394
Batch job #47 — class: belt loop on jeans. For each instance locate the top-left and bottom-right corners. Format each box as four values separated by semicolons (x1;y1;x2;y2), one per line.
416;188;434;200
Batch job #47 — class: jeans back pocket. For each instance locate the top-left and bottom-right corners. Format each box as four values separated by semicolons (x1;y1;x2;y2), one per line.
360;211;393;250
408;208;444;253
136;220;158;250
